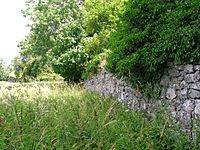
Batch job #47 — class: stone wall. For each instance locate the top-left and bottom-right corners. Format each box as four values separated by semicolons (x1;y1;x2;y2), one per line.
84;64;200;140
84;71;142;107
160;64;200;139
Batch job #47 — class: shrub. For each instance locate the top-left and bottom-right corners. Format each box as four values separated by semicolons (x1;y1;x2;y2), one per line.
82;51;108;79
36;71;64;82
107;0;200;85
81;0;126;79
52;46;88;82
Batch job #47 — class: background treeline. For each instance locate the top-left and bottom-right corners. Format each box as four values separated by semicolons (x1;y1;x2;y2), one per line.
0;58;9;81
12;0;199;85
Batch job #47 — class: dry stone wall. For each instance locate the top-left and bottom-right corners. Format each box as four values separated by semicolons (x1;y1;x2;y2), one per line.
84;64;200;139
84;71;161;111
160;64;200;139
84;71;143;108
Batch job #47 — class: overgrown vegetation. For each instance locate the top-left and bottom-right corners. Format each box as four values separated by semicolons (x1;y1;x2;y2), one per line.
16;0;86;82
14;0;127;82
0;83;197;149
81;0;126;79
107;0;200;85
13;0;199;87
1;0;200;148
0;58;9;81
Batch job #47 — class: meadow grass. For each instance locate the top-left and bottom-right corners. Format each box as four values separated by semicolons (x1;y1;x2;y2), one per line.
0;82;197;149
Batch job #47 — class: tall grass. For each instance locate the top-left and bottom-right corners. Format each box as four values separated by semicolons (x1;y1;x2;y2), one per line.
0;82;197;149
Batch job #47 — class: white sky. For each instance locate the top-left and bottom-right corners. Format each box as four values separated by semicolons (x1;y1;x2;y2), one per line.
0;0;29;66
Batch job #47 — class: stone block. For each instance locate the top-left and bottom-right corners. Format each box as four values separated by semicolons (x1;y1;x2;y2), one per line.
175;65;185;71
176;90;187;99
194;100;200;118
194;65;200;71
189;89;200;99
184;65;194;73
190;82;200;91
181;88;188;95
185;74;198;83
166;88;176;100
168;68;181;77
180;80;188;89
177;76;184;81
183;100;194;113
194;71;200;81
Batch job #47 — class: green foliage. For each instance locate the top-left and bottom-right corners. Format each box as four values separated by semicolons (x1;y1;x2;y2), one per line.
16;0;126;81
11;56;62;82
0;58;9;81
0;58;5;80
18;0;86;81
81;0;126;78
82;0;125;37
51;45;88;82
82;52;108;79
35;69;64;82
107;0;200;85
11;56;45;82
0;83;197;149
17;0;200;84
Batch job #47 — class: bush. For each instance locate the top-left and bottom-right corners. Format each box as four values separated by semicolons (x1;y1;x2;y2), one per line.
107;0;200;85
81;0;126;79
82;51;108;79
36;71;64;82
52;46;88;82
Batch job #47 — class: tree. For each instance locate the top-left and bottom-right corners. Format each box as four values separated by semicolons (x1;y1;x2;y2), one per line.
19;0;87;82
0;58;8;81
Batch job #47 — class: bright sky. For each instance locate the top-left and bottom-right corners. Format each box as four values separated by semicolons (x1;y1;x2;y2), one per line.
0;0;29;66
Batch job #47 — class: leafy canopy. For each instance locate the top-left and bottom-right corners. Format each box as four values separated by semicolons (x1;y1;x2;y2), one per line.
18;0;87;82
